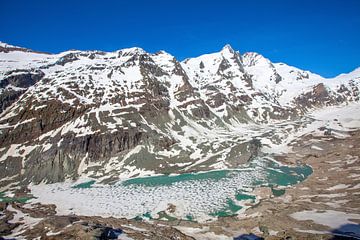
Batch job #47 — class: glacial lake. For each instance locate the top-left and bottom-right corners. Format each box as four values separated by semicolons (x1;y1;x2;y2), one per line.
31;157;312;222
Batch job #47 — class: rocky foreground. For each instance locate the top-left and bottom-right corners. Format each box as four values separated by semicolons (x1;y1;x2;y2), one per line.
1;128;359;239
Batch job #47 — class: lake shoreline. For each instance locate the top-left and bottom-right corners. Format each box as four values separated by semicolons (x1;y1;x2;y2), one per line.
1;130;360;239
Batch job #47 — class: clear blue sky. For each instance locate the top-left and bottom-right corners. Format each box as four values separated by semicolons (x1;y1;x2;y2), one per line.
0;0;359;77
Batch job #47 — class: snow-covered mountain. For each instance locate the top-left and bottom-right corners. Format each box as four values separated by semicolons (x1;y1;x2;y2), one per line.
0;41;359;186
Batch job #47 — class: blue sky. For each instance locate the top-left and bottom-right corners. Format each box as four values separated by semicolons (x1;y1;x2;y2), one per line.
0;0;359;77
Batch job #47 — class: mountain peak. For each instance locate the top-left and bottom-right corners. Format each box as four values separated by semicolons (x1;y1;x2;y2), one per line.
122;47;146;54
221;44;235;53
117;47;146;58
155;50;173;57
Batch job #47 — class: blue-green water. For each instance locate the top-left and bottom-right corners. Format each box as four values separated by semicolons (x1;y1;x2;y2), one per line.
122;161;312;189
120;159;312;219
122;170;229;187
0;192;32;203
271;188;286;197
72;180;96;189
65;158;312;221
210;198;243;217
266;164;312;186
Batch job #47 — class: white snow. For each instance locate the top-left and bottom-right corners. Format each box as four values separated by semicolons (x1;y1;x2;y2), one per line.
326;184;350;191
310;145;323;151
174;226;232;240
290;210;360;229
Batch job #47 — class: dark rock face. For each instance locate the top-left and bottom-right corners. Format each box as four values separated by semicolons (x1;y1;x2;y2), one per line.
217;58;232;75
206;92;227;109
0;157;23;183
274;72;282;83
139;54;168;77
295;83;332;108
62;130;144;161
5;127;146;184
241;73;253;88
0;70;45;89
25;148;79;183
0;89;26;113
0;108;147;184
0;100;89;147
0;70;45;114
248;138;262;159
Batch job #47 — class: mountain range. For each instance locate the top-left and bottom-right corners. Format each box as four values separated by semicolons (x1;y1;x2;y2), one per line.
0;41;359;187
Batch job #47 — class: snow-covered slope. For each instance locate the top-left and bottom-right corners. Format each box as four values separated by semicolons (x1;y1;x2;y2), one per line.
0;41;359;186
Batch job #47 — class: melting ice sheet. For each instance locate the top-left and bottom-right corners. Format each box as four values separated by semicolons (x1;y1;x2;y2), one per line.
30;157;312;222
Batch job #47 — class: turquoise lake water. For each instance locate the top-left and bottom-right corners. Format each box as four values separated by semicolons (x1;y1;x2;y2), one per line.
122;163;312;188
0;192;32;203
71;157;312;220
123;159;312;219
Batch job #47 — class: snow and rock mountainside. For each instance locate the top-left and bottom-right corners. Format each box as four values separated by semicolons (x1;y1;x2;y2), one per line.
0;41;359;186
